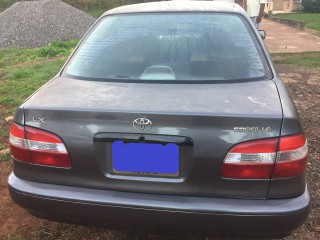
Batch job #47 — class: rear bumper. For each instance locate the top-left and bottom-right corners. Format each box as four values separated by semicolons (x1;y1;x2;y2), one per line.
8;173;310;236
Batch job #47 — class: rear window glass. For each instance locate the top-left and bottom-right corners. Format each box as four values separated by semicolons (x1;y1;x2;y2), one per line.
64;13;271;82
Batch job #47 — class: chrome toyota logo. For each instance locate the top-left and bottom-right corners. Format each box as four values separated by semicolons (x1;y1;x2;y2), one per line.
133;118;152;131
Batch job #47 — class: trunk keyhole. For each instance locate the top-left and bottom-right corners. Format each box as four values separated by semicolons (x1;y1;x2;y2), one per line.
139;136;145;142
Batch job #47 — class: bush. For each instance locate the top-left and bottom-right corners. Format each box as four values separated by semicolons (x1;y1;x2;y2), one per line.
302;0;320;13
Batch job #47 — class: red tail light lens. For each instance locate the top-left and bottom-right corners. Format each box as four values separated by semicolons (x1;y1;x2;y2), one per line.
273;134;308;178
9;124;31;163
9;124;71;168
221;138;278;179
221;134;308;179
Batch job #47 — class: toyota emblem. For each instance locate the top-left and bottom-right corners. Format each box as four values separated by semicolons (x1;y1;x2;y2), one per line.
133;118;152;131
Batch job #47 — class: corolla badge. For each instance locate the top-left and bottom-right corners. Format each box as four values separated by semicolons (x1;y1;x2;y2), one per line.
133;118;152;131
234;127;272;132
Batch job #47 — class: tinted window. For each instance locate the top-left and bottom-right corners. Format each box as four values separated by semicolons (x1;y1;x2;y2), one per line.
64;13;271;82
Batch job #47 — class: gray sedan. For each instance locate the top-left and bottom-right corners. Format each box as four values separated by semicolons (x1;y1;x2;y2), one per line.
8;1;310;238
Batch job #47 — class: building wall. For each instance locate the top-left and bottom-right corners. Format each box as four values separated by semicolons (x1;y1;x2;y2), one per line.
265;0;301;13
283;0;302;13
273;0;284;11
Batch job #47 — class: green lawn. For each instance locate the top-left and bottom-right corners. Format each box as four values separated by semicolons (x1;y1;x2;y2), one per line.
0;0;16;12
271;52;320;68
273;13;320;32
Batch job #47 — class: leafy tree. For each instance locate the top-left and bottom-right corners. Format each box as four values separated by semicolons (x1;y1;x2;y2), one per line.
302;0;320;13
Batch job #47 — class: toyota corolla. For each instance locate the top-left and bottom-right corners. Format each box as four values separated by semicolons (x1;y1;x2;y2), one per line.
8;1;310;237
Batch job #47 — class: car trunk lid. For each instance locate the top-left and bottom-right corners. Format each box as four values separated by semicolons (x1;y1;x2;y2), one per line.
22;77;283;199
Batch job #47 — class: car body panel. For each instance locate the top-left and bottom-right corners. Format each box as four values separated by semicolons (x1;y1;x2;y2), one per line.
23;77;281;115
9;173;310;236
18;78;283;199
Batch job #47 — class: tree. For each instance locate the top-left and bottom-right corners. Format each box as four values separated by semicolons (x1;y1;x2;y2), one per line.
302;0;320;13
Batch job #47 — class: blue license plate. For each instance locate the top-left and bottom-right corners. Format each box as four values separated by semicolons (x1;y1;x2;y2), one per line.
112;141;179;176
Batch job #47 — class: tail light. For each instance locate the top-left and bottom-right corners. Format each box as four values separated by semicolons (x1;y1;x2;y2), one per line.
9;123;71;168
221;138;278;179
221;134;308;179
272;134;308;178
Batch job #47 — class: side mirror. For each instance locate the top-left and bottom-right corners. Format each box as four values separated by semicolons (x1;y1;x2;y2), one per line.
258;30;266;40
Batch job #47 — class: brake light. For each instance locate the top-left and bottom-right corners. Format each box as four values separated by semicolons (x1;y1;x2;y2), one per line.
273;134;308;178
9;124;71;168
221;138;278;179
221;134;308;179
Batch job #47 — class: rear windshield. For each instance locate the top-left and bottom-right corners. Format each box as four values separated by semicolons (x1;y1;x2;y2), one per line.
63;13;271;83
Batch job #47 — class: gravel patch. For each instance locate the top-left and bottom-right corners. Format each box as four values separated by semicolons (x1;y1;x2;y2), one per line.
0;0;96;49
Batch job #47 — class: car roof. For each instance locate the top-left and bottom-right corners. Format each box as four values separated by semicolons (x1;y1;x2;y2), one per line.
102;1;246;17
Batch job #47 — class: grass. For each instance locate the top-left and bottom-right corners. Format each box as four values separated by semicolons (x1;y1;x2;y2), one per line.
0;152;10;162
273;13;320;32
0;0;17;12
271;52;320;68
87;8;106;18
7;234;24;240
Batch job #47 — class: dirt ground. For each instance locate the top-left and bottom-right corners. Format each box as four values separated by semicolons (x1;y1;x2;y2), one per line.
0;64;319;240
275;64;320;240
